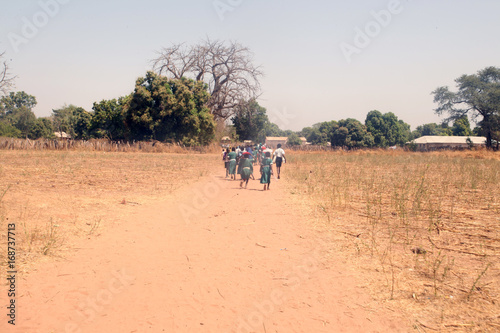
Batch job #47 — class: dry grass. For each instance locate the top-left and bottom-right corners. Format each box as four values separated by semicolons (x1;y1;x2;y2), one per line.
0;137;223;154
287;149;500;332
1;147;498;331
0;150;220;278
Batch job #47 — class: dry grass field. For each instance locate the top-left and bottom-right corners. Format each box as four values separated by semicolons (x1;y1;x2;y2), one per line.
286;149;500;332
1;148;499;331
0;150;221;278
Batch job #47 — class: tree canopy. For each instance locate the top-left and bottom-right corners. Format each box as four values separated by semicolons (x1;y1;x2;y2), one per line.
124;71;215;145
304;121;337;145
287;132;302;146
91;97;129;141
231;99;269;143
365;110;411;147
330;118;374;149
433;66;500;147
0;91;49;139
451;116;472;136
411;122;451;139
52;104;92;140
152;39;263;121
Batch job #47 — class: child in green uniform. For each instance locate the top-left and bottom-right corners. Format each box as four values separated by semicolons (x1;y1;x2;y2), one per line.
228;147;238;180
223;148;230;178
239;152;253;188
260;151;273;190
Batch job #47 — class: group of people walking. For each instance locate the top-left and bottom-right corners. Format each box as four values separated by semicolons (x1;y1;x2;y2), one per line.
222;143;286;190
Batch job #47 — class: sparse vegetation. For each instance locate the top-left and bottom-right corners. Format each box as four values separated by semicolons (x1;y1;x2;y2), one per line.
1;146;498;331
287;149;500;331
0;150;220;278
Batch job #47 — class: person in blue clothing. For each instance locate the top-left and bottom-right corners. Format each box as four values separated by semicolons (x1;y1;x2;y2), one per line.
227;147;238;180
260;151;273;190
239;152;254;189
223;148;230;178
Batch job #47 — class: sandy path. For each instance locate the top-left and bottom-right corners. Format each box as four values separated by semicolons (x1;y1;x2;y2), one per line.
3;171;407;333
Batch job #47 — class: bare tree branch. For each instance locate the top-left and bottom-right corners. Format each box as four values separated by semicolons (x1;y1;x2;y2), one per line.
0;51;16;96
152;39;263;121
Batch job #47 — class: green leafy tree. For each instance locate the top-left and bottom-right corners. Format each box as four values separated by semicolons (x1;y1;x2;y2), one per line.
0;91;37;138
411;122;452;139
473;116;500;149
263;122;284;139
300;126;314;140
306;128;323;145
365;110;411;147
91;97;129;140
74;108;92;140
0;91;36;115
287;132;302;146
318;121;338;135
0;121;21;137
29;117;54;139
10;106;36;138
301;121;337;145
432;66;500;147
331;126;349;147
330;118;374;149
124;71;215;145
451;115;472;136
231;99;269;143
52;105;91;139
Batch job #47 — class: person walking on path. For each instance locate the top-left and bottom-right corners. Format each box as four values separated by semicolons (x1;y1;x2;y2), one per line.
236;145;244;179
273;144;286;179
223;148;230;178
260;151;273;190
228;147;238;180
239;152;253;189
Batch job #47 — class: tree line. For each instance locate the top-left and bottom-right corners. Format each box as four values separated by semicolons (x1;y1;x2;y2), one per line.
0;72;216;145
0;77;493;149
231;103;478;149
1;41;499;148
231;66;500;149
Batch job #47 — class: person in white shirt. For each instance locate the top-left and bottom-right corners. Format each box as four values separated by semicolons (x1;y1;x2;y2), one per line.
264;146;273;157
273;144;286;179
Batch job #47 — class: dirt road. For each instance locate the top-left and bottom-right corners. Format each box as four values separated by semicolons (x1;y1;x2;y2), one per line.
3;172;406;332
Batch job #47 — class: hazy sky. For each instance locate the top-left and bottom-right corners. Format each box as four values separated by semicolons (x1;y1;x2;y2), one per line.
1;0;499;131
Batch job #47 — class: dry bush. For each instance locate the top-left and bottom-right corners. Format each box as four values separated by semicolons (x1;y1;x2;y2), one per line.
0;137;221;154
287;150;500;332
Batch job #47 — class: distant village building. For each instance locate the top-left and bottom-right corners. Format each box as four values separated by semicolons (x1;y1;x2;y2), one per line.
299;137;307;145
408;136;486;151
265;136;288;148
54;131;71;140
220;136;231;147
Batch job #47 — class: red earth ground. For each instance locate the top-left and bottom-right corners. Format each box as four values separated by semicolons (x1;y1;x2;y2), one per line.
2;172;407;333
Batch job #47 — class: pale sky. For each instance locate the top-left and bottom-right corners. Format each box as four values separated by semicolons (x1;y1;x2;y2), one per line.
1;0;499;131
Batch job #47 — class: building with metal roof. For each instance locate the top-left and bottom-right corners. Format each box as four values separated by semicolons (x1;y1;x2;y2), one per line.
408;136;486;151
265;137;288;148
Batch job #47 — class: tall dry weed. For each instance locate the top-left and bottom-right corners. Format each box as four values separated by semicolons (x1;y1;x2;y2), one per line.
287;150;500;331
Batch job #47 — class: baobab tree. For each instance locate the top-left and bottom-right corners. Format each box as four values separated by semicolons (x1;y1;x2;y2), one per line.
152;39;263;121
